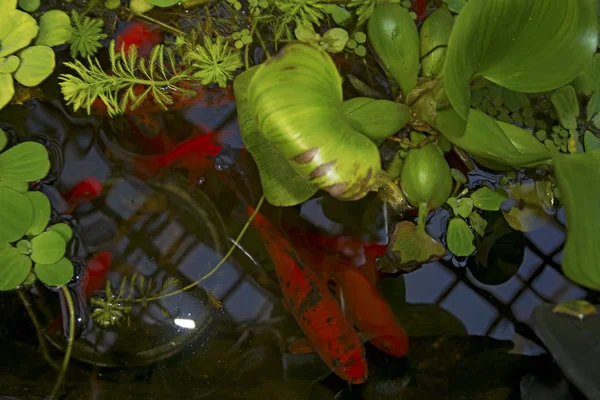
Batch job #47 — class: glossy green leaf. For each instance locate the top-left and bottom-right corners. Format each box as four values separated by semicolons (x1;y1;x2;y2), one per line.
0;9;38;57
35;10;72;47
0;73;15;111
322;4;352;26
18;0;39;12
48;223;73;243
436;109;552;169
30;231;66;264
34;257;73;286
468;211;487;236
234;65;317;206
0;128;7;151
0;141;50;186
322;28;349;53
419;8;454;77
0;187;32;242
378;221;446;273
0;55;20;74
450;168;467;185
584;131;600;152
342;97;410;141
552;151;600;290
447;217;475;257
551;86;579;130
368;2;419;96
447;196;473;218
248;43;382;201
444;0;598;119
146;0;179;6
0;246;31;290
13;45;55;87
470;187;508;211
572;54;599;96
24;191;50;236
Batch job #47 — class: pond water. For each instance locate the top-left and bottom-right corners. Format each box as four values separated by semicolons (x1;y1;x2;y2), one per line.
0;2;598;400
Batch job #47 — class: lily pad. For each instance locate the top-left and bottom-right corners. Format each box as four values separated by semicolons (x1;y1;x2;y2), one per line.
0;141;50;186
48;223;73;242
34;257;73;287
0;9;38;58
0;55;20;74
444;0;597;119
551;86;579;131
0;246;32;291
0;73;15;110
30;230;66;264
24;191;50;236
35;10;72;47
234;66;317;206
447;217;475;257
0;186;33;242
378;221;446;273
0;128;7;151
470;187;509;211
13;45;55;87
552;150;600;290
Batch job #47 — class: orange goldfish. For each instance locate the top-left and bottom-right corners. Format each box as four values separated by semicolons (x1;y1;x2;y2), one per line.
62;177;103;215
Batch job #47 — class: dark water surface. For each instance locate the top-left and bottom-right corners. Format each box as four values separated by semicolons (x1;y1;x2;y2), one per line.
0;10;597;400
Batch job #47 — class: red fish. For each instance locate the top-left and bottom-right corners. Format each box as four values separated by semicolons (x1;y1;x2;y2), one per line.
62;177;103;214
289;230;409;358
115;21;162;57
46;251;113;332
414;0;427;21
248;206;368;384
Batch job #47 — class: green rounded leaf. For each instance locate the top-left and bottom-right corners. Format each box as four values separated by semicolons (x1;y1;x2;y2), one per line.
16;239;31;254
419;8;454;78
30;230;66;264
0;55;20;74
322;4;352;26
445;0;598;119
551;85;580;131
342;97;410;141
0;246;32;291
234;66;318;206
0;186;33;242
368;2;419;96
0;141;50;186
295;25;320;43
18;0;40;12
24;191;50;236
322;28;349;53
146;0;179;6
0;73;15;111
0;128;7;151
447;196;473;218
130;0;155;13
35;10;72;47
470;187;509;211
34;257;73;287
0;9;38;57
13;45;55;87
447;217;475;257
48;223;73;243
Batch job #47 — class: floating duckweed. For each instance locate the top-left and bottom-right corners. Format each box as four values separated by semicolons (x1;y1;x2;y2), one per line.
535;130;547;141
493;96;503;107
552;125;562;133
498;111;512;123
522;106;534;118
544;139;557;150
560;144;567;152
553;136;563;146
537;119;547;130
540;98;552;110
525;117;537;128
487;105;498;116
481;98;492;110
559;129;570;138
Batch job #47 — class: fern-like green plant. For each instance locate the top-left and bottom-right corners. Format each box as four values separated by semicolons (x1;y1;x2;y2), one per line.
59;40;194;117
69;10;108;59
183;35;243;88
272;0;325;41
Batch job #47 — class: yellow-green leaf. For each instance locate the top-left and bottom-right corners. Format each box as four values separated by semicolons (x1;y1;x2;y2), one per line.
0;246;31;290
13;45;55;87
0;9;38;57
30;230;66;264
447;217;475;257
0;141;50;185
24;191;50;236
470;187;508;211
35;10;72;47
34;257;73;287
0;186;33;243
0;73;15;111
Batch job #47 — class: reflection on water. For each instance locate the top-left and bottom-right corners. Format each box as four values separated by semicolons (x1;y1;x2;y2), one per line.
0;80;594;399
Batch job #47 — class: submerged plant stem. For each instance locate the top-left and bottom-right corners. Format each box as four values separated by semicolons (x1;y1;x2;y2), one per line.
17;290;60;371
50;287;75;400
129;10;186;35
135;195;266;303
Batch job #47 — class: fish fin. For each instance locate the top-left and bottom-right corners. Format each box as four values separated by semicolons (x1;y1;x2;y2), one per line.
288;338;316;355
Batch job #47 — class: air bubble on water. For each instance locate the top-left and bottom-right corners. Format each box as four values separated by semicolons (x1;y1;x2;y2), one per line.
197;176;206;185
214;156;232;171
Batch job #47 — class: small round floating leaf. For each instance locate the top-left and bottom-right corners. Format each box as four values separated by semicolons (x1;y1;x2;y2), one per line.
354;45;366;57
0;55;20;74
551;85;579;131
24;191;50;236
0;73;15;111
322;28;349;53
18;0;40;12
0;128;7;151
35;10;72;47
146;0;179;6
105;0;120;9
447;217;475;257
322;4;352;26
471;187;509;211
0;141;50;185
447;197;473;218
0;9;38;57
34;257;73;287
354;32;366;43
16;239;31;254
468;211;487;237
48;223;73;243
0;186;33;242
294;25;319;43
30;231;66;264
0;246;32;290
13;46;55;87
130;0;154;13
